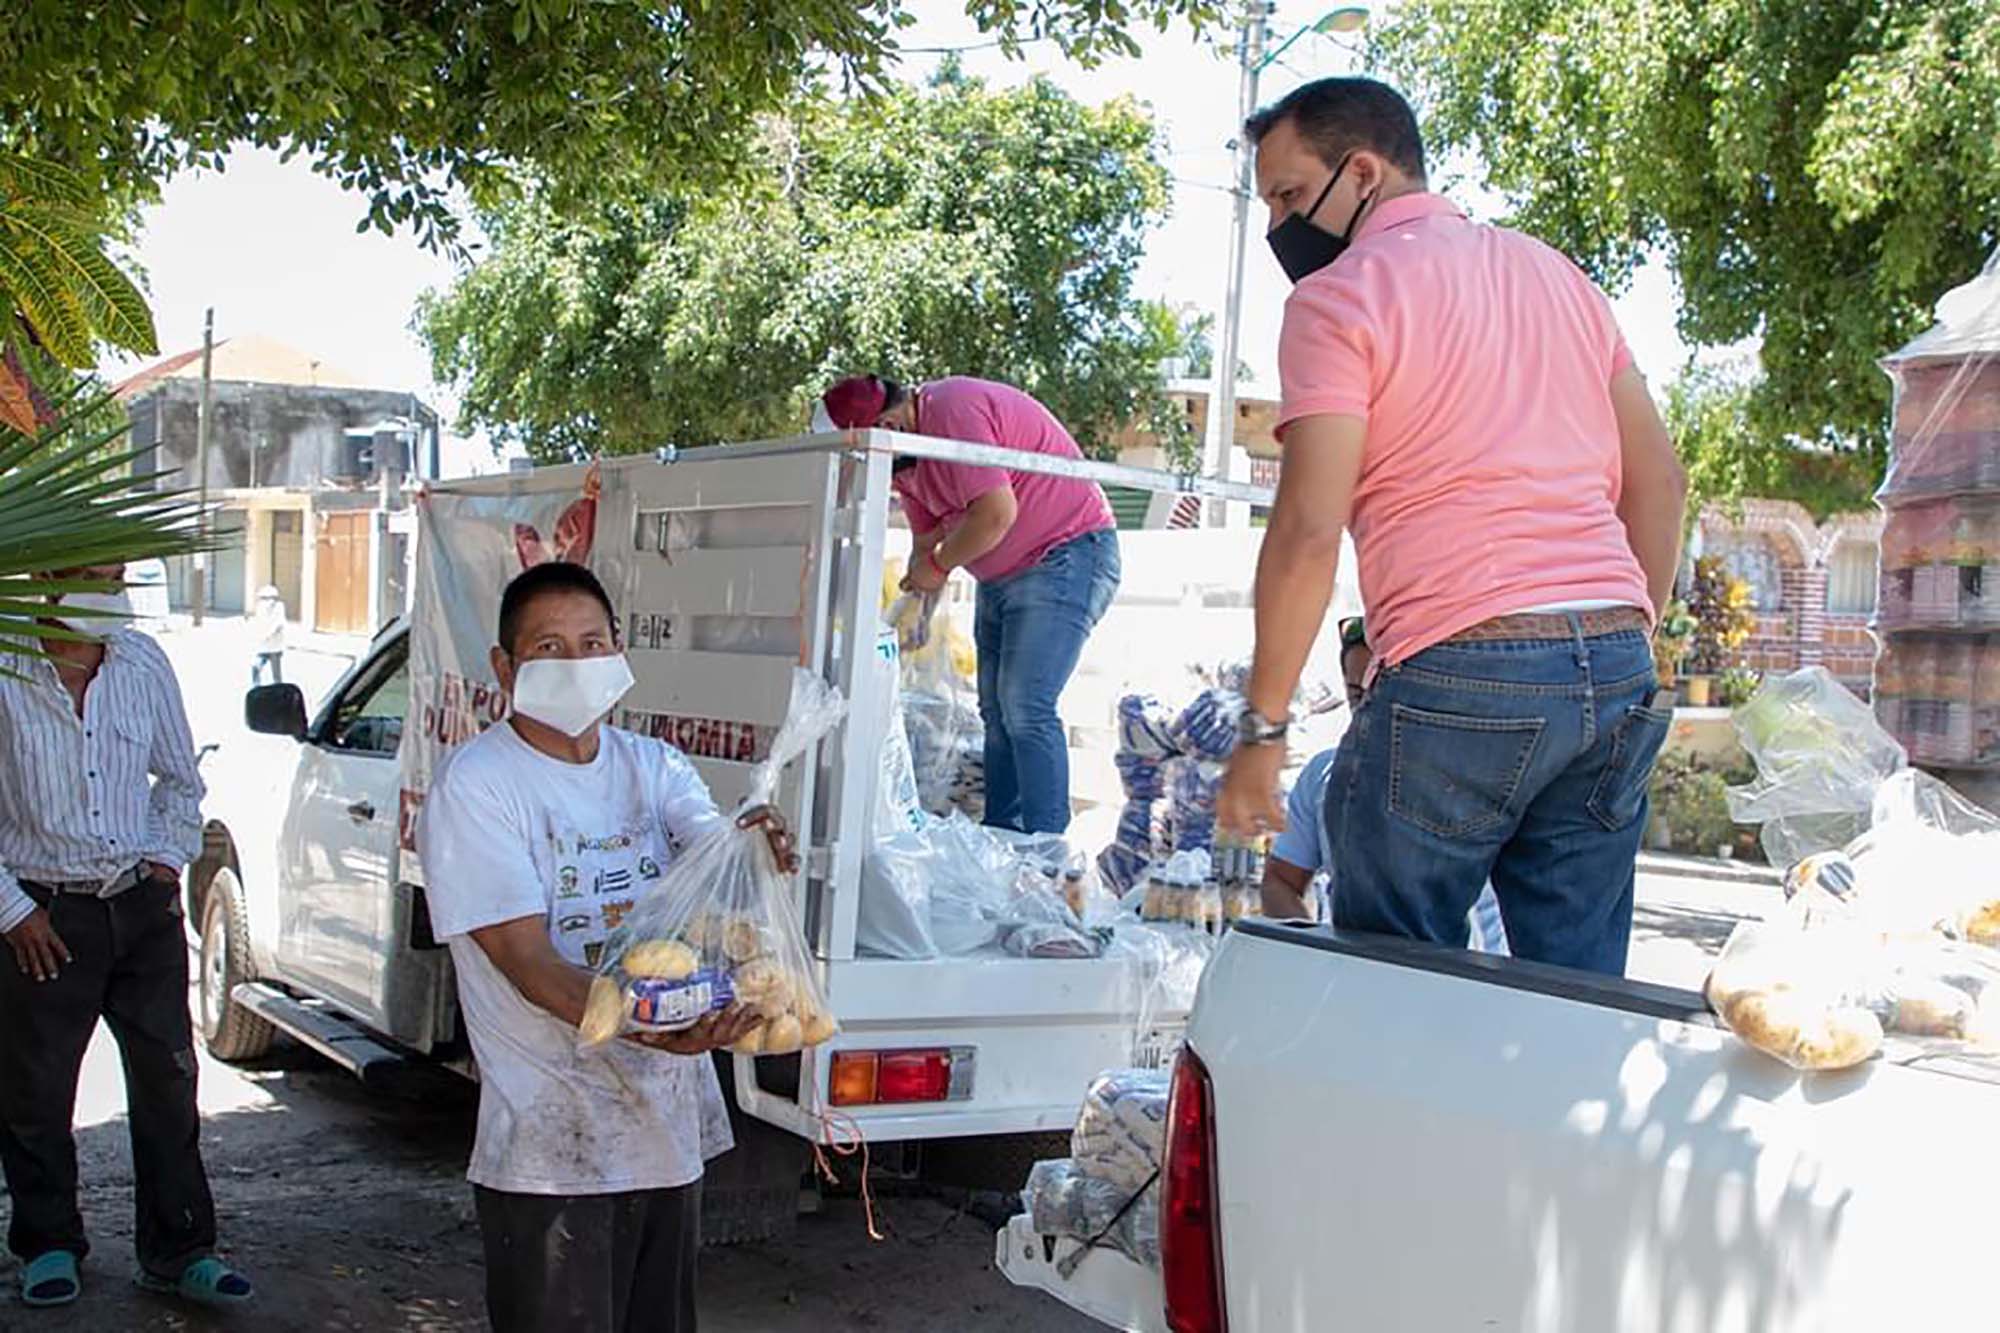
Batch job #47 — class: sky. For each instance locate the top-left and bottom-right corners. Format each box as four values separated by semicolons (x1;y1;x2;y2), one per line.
106;0;1689;478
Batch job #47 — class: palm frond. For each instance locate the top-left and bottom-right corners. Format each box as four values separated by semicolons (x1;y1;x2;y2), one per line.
0;153;95;210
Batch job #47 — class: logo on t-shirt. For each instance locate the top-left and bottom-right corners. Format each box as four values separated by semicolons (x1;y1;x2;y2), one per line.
556;866;581;898
638;856;661;880
596;866;633;895
602;899;635;931
557;913;590;933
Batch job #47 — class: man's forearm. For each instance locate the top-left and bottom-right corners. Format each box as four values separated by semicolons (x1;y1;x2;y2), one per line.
1619;493;1687;617
935;509;1011;571
1246;527;1340;720
518;958;595;1028
1260;859;1315;920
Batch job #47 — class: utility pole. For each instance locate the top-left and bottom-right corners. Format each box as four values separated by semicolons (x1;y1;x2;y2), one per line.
192;307;214;626
1203;5;1371;527
1204;2;1270;527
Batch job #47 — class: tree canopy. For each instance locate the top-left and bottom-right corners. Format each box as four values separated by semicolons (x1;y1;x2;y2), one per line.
1664;363;1881;523
1379;0;2000;464
418;72;1196;462
1;0;1219;251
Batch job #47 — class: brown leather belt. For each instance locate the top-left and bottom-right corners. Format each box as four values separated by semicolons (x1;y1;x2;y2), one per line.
1446;606;1651;644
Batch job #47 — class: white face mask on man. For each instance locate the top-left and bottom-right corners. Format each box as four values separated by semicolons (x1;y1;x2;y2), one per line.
59;588;133;632
509;654;636;737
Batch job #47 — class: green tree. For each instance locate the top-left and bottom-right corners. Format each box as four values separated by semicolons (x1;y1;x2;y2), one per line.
1665;365;1882;522
1378;0;2000;462
1;0;1219;252
419;76;1196;462
0;152;157;431
0;152;203;667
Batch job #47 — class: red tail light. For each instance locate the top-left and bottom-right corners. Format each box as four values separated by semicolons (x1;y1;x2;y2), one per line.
1162;1045;1226;1333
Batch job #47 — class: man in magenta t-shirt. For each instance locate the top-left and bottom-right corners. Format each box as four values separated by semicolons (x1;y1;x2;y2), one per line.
1216;79;1690;976
821;374;1120;834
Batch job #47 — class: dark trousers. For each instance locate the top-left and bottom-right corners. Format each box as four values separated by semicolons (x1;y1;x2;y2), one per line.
0;878;216;1276
474;1182;701;1333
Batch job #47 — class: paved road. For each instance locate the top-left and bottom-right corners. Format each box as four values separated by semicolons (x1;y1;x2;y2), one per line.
0;621;1770;1330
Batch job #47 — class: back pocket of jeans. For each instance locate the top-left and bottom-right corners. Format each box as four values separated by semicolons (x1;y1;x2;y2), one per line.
1388;704;1545;840
1586;703;1675;832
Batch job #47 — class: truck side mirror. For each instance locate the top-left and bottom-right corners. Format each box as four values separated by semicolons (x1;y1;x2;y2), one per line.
246;684;309;740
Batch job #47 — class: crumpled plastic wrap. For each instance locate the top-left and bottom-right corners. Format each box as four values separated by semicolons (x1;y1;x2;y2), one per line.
858;813;1111;959
1726;667;1909;866
1022;1159;1160;1272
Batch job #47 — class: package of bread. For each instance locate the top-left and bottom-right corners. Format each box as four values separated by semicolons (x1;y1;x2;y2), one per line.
573;669;845;1055
1707;922;1882;1071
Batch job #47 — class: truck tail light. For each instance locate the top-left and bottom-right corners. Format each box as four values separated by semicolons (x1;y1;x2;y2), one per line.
1163;1044;1226;1333
827;1047;975;1106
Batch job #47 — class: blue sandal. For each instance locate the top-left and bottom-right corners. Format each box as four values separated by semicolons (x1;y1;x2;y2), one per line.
135;1256;254;1308
20;1251;81;1308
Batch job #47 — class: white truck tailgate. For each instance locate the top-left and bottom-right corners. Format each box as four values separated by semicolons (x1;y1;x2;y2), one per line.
996;1214;1166;1333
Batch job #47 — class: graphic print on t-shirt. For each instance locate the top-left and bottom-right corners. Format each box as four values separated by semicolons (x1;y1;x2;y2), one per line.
545;817;661;968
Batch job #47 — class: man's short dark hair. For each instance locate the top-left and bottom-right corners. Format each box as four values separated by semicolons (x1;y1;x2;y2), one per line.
498;561;617;655
1244;78;1427;182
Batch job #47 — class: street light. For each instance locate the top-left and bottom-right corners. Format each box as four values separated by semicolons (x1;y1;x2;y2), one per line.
1203;4;1369;523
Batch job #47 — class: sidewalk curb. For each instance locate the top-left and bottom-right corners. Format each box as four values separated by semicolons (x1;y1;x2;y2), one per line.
1637;851;1780;887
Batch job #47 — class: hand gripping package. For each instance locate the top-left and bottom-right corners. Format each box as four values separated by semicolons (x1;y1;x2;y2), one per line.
578;669;844;1056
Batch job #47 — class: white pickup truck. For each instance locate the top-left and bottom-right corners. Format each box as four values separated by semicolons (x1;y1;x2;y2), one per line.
185;430;1295;1232
1002;918;2000;1331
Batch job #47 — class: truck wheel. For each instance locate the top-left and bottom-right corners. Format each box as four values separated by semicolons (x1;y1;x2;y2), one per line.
199;869;274;1062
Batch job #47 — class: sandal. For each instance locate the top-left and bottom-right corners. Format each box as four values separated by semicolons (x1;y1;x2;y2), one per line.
20;1251;81;1308
135;1255;254;1308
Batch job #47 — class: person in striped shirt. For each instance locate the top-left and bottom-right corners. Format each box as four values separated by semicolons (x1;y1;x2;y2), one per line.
0;564;252;1311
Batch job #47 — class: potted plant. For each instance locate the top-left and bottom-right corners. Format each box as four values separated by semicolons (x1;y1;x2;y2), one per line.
1684;556;1755;707
1715;665;1764;710
1652;599;1696;691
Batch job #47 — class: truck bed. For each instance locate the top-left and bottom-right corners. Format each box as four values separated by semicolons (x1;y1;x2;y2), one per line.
1188;920;2000;1332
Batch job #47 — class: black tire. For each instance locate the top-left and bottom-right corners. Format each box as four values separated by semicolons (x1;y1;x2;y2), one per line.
198;868;274;1061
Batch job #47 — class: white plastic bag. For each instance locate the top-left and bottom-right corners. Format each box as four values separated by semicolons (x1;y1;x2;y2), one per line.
1726;667;1909;865
578;669;844;1055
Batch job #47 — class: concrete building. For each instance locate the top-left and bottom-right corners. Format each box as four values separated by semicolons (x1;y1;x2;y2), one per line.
117;336;440;635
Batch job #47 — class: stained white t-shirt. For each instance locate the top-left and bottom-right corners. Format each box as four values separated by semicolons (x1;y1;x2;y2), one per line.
418;721;734;1195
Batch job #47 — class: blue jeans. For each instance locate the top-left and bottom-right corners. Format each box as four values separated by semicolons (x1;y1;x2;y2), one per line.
974;529;1121;834
1324;621;1670;975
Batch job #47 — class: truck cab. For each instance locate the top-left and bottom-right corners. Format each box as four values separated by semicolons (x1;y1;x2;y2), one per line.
193;620;456;1071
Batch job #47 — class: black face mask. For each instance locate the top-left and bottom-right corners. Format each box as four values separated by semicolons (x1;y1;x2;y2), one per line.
1266;154;1373;285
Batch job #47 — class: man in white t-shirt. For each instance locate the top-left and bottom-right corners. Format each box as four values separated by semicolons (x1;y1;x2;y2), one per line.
417;562;795;1333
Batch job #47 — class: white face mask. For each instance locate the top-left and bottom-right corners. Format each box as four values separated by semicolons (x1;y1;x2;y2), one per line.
510;654;636;738
59;588;132;634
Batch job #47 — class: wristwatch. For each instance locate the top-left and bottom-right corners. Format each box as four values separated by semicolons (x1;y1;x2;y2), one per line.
1237;707;1289;749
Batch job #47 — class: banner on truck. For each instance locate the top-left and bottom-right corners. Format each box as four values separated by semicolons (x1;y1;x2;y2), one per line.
397;468;600;852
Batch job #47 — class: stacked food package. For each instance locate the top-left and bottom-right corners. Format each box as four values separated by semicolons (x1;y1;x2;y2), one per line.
1021;1069;1170;1273
1707;766;2000;1071
1876;247;2000;816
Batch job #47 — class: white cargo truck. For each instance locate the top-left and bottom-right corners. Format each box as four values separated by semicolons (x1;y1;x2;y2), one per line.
187;430;1289;1228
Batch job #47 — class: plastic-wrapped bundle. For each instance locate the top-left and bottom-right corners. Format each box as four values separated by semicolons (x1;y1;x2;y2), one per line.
1170;688;1244;762
1118;694;1180;760
1168;757;1224;854
1072;1070;1169;1193
1098;841;1150;897
1115;750;1169;802
1022;1158;1159;1270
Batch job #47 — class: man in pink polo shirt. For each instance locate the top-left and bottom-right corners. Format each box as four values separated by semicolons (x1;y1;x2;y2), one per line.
1216;79;1689;975
821;375;1120;834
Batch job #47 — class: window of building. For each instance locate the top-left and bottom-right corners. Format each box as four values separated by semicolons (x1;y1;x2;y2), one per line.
1826;538;1880;615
